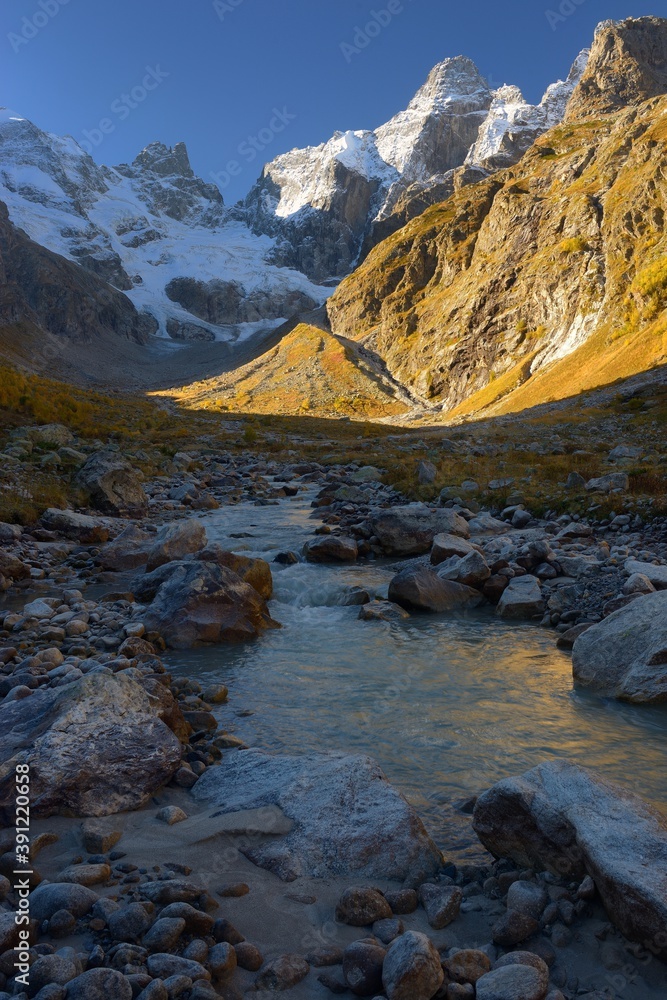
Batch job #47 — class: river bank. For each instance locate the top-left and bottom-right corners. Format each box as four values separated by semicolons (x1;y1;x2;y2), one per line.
0;430;666;999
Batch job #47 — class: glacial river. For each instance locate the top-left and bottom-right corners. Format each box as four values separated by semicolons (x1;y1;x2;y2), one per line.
163;491;667;861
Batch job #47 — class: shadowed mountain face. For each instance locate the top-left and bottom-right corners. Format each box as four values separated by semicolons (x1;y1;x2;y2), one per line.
0;199;152;348
324;17;667;420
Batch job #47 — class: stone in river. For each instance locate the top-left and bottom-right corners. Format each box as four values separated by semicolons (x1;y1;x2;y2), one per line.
193;749;442;883
496;576;544;619
370;504;469;556
389;568;483;613
303;535;359;563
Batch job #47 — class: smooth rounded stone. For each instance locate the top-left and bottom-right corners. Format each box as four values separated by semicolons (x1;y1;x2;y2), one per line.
382;930;444;1000
139;879;206;906
447;986;474;999
64;968;132;1000
156;806;188;826
496;576;544;619
476;964;548;1000
343;940;386;996
234;942;263;972
572;590;667;703
56;863;110;886
383;889;418;915
172;767;198;789
0;875;11;900
555;624;593;650
146;521;207;572
183;940;209;964
136;982;169;1000
159;904;213;936
208;942;237;978
160;976;192;998
187;985;219;1000
26;955;77;995
48;909;77;938
372;917;404;944
33;986;66;1000
303;536;358;563
506;881;548;920
108;902;153;941
492;909;540;946
336;888;393;926
371;505;470;556
389;568;484;613
28;883;98;922
443;949;492;984
212;918;244;945
358;600;410;622
418;884;462;929
495;952;549;990
146;955;210;982
143;918;186;953
254;954;310;991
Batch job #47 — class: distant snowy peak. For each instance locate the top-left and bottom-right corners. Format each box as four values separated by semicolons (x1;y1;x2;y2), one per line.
466;50;589;171
0;111;329;342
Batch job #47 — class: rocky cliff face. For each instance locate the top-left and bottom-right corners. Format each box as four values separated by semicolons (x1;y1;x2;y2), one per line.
326;18;667;419
244;54;588;282
0;199;151;348
0;111;328;343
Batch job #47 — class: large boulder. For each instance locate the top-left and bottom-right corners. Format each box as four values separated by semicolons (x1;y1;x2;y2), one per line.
141;560;279;648
472;759;667;958
193;749;442;883
76;452;147;515
370;504;469;556
98;524;154;571
196;544;273;599
25;423;74;447
0;673;182;821
145;519;207;572
40;508;110;544
388;568;483;613
572;590;667;703
496;576;544;619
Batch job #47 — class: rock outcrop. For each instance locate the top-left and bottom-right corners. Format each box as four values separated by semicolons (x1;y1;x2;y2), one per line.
472;760;667;958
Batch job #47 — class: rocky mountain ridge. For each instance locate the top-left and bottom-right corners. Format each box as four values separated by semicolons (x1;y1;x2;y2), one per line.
243;51;589;281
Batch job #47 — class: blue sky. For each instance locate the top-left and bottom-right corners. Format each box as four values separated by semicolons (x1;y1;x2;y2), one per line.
2;1;663;202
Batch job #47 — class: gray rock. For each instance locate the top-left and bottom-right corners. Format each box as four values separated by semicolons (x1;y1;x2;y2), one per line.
496;576;544;619
25;424;74;447
476;964;547;1000
336;887;392;926
64;969;132;999
418;883;462;929
358;600;410;622
370;504;469;556
623;573;656;595
143;917;186;953
146;955;211;981
492;909;540;946
585;473;629;493
40;508;109;544
99;525;154;571
0;674;181;821
26;955;77;996
442;949;492;984
389;568;484;612
208;942;237;978
343;940;385;996
624;559;667;590
416;460;437;485
572;590;667;702
108;902;152;941
145;520;207;572
382;930;444;1000
506;881;547;919
254;954;309;991
193;749;442;883
473;759;667;958
438;549;490;588
76;452;147;515
24;883;98;922
430;533;475;565
303;536;358;563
